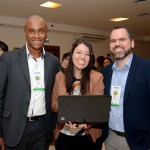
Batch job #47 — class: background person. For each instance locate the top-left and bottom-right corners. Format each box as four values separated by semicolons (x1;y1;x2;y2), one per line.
52;39;105;150
103;57;113;68
102;26;150;150
59;52;70;72
96;56;105;72
0;15;59;150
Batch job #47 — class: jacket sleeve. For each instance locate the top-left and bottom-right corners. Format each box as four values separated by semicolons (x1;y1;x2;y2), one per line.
0;54;8;136
52;73;59;113
52;72;67;113
90;71;104;95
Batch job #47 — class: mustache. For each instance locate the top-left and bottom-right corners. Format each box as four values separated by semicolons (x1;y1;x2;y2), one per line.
114;45;123;49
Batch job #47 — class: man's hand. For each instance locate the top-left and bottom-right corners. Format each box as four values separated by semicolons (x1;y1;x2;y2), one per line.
0;137;5;150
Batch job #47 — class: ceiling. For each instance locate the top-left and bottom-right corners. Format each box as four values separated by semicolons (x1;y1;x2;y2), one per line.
0;0;150;37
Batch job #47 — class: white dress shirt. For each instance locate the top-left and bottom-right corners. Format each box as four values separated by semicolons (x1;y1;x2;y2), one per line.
26;44;46;117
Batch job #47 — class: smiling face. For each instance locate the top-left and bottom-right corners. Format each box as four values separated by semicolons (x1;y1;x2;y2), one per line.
24;15;48;52
72;43;90;72
110;28;134;60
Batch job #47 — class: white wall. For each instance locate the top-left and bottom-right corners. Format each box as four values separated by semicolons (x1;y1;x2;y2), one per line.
0;26;111;61
0;26;25;49
0;26;149;65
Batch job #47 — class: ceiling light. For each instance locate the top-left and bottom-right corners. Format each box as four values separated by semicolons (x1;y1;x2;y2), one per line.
39;1;62;8
110;17;129;22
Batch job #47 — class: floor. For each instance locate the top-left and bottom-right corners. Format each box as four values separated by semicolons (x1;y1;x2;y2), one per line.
49;144;105;150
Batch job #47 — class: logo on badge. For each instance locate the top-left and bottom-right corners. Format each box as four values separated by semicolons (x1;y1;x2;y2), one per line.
113;91;118;95
35;76;40;80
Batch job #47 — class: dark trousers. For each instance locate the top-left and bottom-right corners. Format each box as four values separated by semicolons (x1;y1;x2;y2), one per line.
55;132;96;150
6;116;49;150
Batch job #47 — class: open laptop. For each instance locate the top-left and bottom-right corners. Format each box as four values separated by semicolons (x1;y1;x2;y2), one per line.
57;95;111;124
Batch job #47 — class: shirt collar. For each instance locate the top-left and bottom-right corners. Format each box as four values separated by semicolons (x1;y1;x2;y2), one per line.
26;42;45;59
112;53;133;71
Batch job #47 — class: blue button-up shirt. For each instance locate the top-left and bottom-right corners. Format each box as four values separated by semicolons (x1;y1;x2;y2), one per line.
109;54;133;132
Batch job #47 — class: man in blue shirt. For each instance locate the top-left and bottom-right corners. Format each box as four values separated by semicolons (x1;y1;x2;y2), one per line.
102;26;150;150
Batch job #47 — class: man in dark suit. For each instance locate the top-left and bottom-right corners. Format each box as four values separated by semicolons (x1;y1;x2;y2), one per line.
0;15;59;150
102;26;150;150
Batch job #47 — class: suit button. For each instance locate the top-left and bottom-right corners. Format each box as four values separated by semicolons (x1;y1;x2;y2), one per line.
26;101;29;105
24;114;27;117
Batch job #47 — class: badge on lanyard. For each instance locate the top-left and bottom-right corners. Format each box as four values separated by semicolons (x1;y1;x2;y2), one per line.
111;86;121;106
33;71;45;91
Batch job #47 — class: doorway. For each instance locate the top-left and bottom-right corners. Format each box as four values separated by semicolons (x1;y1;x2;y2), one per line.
44;45;60;59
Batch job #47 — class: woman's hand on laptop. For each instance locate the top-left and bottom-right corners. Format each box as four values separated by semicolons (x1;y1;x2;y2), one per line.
65;121;87;129
64;121;88;134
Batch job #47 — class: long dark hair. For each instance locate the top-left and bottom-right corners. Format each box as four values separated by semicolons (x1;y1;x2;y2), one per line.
65;39;95;95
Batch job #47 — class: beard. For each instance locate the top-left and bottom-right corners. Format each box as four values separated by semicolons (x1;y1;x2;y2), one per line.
111;46;132;60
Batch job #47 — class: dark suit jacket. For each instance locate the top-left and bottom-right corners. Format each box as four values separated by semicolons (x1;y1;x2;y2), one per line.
0;46;59;147
102;54;150;150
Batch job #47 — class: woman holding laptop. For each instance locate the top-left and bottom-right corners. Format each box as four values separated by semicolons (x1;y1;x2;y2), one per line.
52;39;105;150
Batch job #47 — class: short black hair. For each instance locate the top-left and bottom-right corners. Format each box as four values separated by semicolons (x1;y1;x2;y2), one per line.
62;52;70;61
0;41;8;52
97;56;105;66
110;26;134;40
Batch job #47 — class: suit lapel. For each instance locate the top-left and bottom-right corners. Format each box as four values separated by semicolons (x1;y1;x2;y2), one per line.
123;54;138;104
18;49;52;89
18;46;31;87
44;52;51;88
103;64;113;95
106;67;113;95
